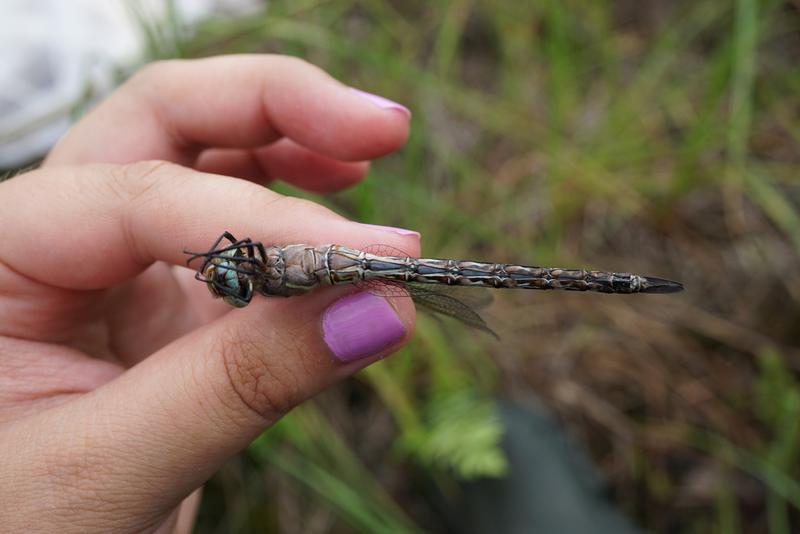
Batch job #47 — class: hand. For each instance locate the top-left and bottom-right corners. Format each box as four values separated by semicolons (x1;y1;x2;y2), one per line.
0;55;418;533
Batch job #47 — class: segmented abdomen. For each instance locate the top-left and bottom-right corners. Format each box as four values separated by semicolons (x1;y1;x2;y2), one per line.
347;251;643;294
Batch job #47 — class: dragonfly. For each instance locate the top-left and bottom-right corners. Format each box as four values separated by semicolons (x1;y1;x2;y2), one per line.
185;231;684;337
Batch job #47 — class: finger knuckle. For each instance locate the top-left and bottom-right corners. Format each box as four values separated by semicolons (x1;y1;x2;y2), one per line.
267;195;339;221
63;160;179;209
128;59;182;87
273;54;317;74
102;160;187;266
105;160;183;201
217;325;305;422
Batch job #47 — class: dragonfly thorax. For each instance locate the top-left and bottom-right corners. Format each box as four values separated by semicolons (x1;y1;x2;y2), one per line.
256;244;330;297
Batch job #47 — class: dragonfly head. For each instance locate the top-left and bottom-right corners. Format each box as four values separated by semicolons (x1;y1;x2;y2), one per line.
185;233;264;308
201;255;255;308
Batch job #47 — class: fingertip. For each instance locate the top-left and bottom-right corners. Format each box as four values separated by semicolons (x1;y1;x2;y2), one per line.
358;223;421;239
265;63;411;161
348;88;411;118
337;88;411;160
322;291;415;363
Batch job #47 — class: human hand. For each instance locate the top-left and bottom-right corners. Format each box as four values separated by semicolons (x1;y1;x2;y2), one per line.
0;55;418;533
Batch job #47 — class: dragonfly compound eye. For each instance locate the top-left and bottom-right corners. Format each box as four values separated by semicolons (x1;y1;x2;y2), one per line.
203;258;253;308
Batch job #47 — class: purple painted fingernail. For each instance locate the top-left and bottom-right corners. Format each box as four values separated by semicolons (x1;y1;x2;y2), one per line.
349;87;411;117
323;292;406;363
360;223;420;238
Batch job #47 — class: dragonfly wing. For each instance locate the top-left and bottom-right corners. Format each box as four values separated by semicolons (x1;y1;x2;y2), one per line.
405;283;499;339
413;283;495;310
355;278;413;298
357;279;494;308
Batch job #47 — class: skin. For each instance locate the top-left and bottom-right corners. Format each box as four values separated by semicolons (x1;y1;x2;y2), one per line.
0;55;418;533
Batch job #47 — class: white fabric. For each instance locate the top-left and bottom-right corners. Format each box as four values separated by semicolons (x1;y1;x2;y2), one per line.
0;0;260;167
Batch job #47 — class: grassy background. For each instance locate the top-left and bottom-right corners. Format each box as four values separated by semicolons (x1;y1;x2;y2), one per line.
138;0;800;532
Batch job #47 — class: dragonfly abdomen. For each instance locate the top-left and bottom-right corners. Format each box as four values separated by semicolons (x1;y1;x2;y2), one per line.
321;246;681;295
360;256;646;294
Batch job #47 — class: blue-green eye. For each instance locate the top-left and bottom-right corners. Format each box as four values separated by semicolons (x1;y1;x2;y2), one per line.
203;256;254;307
219;261;241;292
223;294;251;308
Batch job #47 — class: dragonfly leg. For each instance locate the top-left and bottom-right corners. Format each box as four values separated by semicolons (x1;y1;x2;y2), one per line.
184;231;231;265
253;241;267;262
199;234;268;272
185;232;262;269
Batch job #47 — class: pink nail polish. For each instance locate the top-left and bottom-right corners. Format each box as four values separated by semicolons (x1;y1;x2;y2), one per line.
323;292;406;362
360;223;420;238
349;87;411;117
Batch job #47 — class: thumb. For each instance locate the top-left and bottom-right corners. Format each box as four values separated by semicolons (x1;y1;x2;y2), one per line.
4;288;413;532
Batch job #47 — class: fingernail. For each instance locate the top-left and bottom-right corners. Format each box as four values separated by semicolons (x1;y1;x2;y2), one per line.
323;292;406;363
349;87;411;117
360;223;420;238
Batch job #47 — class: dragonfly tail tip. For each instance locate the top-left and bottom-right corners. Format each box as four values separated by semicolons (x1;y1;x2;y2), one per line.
640;276;684;294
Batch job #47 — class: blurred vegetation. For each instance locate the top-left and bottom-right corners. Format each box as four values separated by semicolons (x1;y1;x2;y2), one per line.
136;0;800;532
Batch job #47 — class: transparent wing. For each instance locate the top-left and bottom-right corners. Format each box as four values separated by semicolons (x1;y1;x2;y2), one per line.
356;277;493;307
423;283;494;310
404;283;499;339
361;243;412;258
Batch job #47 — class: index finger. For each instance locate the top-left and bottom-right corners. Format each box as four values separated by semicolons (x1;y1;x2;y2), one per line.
0;162;420;290
45;55;411;166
